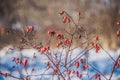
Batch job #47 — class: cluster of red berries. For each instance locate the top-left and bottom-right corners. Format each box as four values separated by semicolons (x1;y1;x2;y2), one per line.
56;41;62;47
40;46;50;54
75;59;88;70
90;36;100;52
67;70;83;78
33;44;42;52
62;16;71;23
47;30;56;36
82;64;89;70
56;33;64;39
13;57;22;64
60;11;71;23
77;11;81;16
59;10;66;23
23;58;28;67
59;10;65;15
64;39;72;45
94;73;101;80
53;62;60;73
116;20;120;25
75;59;84;68
47;61;60;73
95;44;100;53
75;71;82;78
116;20;120;36
33;44;50;54
47;30;72;46
53;68;58;73
117;30;120;36
33;44;38;49
26;26;34;33
67;69;71;74
59;10;80;23
91;42;100;53
58;39;72;47
47;30;64;39
75;61;80;68
96;35;99;41
55;62;60;67
71;70;82;78
24;77;29;80
12;57;28;67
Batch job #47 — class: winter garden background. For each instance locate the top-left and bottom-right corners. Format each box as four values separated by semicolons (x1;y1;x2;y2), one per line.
0;0;120;80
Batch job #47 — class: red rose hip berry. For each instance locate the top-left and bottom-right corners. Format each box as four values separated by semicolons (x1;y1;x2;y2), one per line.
117;30;120;36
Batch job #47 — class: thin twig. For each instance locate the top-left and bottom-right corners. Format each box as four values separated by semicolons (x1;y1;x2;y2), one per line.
109;54;120;80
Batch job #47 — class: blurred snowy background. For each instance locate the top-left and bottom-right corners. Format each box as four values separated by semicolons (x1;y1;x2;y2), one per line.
0;0;120;49
0;0;120;80
0;46;120;80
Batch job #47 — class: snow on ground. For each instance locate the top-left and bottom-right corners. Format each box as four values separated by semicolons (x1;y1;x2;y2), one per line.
0;46;120;80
